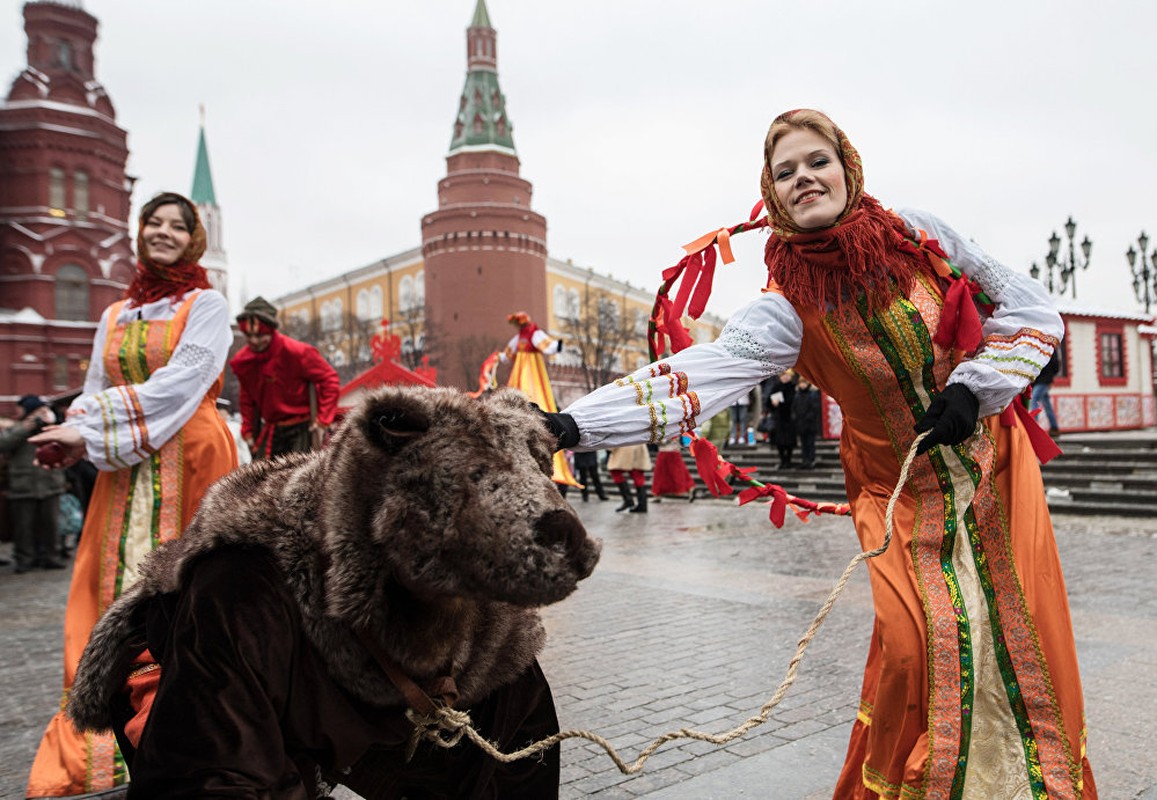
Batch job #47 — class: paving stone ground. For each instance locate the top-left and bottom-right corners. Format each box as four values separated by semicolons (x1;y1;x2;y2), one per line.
1;500;1154;799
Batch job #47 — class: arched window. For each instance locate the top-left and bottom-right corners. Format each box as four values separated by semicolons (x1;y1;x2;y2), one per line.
49;168;65;211
55;264;89;321
568;289;580;318
320;299;343;332
553;285;570;318
74;170;89;218
357;288;381;322
399;275;415;312
598;297;620;326
413;272;424;307
369;285;383;319
633;309;648;336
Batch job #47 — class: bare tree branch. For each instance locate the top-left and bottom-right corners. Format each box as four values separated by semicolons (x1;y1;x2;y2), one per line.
556;285;648;393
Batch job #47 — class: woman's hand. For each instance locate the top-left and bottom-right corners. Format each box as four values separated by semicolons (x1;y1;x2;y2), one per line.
534;408;579;450
28;425;86;469
913;384;979;455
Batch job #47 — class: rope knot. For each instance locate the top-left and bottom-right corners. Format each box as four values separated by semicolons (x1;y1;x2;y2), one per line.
404;705;473;761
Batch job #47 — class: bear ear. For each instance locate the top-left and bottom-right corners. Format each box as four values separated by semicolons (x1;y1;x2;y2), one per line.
365;402;431;450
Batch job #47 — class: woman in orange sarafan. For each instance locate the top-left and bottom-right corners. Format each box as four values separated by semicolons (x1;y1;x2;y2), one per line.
26;192;237;797
550;110;1095;798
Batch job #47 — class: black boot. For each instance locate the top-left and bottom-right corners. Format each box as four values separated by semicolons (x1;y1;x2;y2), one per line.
629;484;648;513
615;482;635;512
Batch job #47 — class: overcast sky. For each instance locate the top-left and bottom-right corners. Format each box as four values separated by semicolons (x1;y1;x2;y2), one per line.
3;0;1155;320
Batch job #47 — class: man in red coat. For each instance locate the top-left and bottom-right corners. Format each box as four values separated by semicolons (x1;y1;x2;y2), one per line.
230;297;340;458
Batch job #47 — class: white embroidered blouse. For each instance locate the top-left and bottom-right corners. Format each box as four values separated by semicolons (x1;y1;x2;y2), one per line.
563;209;1062;451
67;290;234;471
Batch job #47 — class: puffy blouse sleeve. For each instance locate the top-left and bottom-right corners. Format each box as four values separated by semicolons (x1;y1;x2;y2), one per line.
529;327;561;354
562;291;802;450
67;290;234;471
899;209;1064;417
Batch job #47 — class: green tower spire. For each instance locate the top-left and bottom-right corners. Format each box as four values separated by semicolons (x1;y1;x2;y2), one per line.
449;0;515;154
471;0;491;28
190;117;217;205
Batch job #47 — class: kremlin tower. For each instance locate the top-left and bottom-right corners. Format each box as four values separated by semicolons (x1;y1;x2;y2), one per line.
190;112;228;298
421;0;549;387
0;0;135;401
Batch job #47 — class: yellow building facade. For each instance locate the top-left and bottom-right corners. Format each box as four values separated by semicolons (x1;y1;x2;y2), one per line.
272;248;724;390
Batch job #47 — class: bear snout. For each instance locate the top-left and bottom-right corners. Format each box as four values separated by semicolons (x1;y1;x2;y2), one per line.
533;509;600;580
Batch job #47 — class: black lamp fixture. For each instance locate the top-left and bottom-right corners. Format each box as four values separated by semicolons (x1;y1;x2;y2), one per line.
1126;230;1157;313
1039;216;1092;300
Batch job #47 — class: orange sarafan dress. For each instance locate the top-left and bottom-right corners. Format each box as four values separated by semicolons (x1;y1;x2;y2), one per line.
27;289;236;797
791;271;1093;798
563;208;1095;798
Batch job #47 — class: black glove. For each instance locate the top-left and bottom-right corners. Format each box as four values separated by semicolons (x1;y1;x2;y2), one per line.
913;383;979;455
535;408;580;450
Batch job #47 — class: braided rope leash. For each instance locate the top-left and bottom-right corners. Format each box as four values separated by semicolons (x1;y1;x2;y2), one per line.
408;432;930;774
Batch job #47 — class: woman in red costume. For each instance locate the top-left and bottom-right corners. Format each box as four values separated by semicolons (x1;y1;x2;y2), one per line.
547;110;1095;798
26;192;237;797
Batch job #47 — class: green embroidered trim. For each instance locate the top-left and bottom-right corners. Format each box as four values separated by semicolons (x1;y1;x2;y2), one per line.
965;504;1048;798
114;463;139;598
857;291;972;798
149;452;163;549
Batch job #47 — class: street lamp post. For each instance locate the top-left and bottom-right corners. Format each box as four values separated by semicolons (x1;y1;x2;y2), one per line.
1125;231;1157;313
1029;259;1055;294
1043;216;1092;300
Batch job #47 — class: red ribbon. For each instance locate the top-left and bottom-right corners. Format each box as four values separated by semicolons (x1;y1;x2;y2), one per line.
651;295;693;355
933;276;984;353
690;437;733;497
1000;393;1062;464
923;237;949;260
671;251;703;320
737;483;788;527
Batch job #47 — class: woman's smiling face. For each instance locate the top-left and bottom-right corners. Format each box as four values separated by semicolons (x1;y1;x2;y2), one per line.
142;203;192;266
769;128;848;231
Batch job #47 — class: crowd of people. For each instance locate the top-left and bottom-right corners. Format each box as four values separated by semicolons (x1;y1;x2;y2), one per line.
7;105;1095;798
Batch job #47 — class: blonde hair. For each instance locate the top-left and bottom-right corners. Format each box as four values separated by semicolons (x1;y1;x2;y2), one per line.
764;109;842;164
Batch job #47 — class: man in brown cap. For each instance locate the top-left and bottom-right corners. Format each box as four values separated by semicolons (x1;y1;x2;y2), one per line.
229;297;340;458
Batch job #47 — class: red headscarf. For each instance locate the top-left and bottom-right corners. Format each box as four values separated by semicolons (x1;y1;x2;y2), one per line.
760;110;926;313
123;193;211;307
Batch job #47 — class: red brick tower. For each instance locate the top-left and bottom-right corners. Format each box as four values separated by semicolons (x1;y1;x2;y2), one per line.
0;0;135;401
421;0;548;388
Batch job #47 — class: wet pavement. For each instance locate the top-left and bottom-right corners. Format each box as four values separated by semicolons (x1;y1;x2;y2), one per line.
1;498;1154;799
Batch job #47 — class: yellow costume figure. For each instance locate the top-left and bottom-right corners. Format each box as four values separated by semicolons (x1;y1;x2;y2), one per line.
503;312;580;487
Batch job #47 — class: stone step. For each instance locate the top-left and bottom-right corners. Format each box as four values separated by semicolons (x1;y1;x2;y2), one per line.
1044;474;1157;492
1064;486;1157;505
1044;462;1157;477
1045;497;1157;517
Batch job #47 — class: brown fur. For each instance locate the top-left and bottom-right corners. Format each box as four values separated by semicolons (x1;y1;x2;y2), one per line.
68;386;601;731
